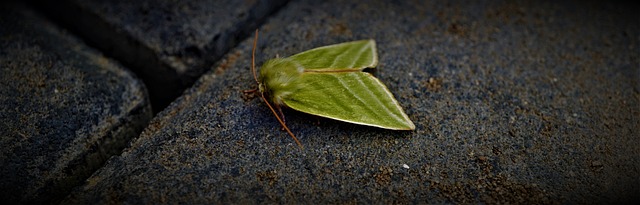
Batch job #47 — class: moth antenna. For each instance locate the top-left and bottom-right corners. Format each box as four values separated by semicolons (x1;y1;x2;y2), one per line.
252;29;302;149
251;29;259;84
259;93;304;149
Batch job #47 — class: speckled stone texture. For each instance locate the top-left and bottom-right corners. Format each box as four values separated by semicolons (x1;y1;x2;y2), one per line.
63;0;638;204
0;2;152;204
35;0;288;111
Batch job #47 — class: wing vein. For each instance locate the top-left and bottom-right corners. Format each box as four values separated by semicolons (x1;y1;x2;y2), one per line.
350;42;370;68
354;73;406;125
328;45;352;68
335;73;383;123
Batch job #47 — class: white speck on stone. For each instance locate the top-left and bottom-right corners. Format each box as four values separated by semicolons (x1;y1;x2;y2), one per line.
402;164;409;169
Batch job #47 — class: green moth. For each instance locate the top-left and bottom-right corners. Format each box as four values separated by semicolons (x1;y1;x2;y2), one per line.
248;30;415;148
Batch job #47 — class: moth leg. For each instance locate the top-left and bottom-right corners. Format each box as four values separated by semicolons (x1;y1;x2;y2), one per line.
274;103;287;130
241;88;259;101
242;88;258;93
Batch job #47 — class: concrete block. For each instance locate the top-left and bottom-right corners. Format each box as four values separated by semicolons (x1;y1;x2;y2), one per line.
0;2;152;204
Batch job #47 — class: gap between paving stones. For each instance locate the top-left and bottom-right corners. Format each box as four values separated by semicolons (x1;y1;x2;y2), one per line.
0;2;153;204
2;1;289;203
30;0;289;113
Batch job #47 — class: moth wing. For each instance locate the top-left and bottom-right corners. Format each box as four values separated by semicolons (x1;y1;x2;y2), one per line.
288;40;378;71
281;72;415;130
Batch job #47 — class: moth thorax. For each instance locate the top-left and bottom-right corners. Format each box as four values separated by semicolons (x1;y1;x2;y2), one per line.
259;58;303;103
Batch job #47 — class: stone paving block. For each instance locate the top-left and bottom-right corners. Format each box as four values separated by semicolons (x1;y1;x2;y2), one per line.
34;0;288;111
63;0;638;204
0;2;152;204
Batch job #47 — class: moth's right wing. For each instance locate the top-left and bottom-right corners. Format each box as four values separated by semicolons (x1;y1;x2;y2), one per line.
281;72;415;130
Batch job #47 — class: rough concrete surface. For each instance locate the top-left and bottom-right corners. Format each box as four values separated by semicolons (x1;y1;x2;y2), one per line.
34;0;288;111
0;2;152;204
63;0;638;204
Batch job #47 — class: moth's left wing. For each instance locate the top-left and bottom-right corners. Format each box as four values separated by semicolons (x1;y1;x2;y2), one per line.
281;72;415;130
288;40;377;71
